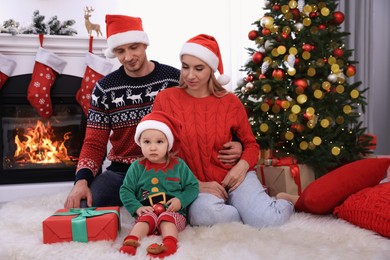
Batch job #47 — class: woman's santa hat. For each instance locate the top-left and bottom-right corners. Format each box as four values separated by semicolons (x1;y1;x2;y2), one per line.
180;34;230;85
104;15;149;58
134;111;182;152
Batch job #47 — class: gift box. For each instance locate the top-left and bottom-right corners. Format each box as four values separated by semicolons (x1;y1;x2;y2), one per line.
42;206;120;244
256;164;315;197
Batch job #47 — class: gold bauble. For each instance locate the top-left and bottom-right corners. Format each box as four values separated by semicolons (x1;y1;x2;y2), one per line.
303;5;312;13
320;119;330;128
277;45;287;55
307;67;316;77
281;5;290;14
262;84;272;93
260;123;269;132
336;84;345;93
289;47;298;55
291;104;301;114
272;104;281;113
336;116;344;124
261;103;270;112
285;131;294;140
300;141;309;150
303;17;312;26
297;94;308;104
321;7;330;16
343;105;352;114
289;0;298;9
328;56;337;65
331;64;340;73
314;89;323;99
289;113;297;122
331;146;341;156
312;136;322;146
302;51;311;60
350;89;360;99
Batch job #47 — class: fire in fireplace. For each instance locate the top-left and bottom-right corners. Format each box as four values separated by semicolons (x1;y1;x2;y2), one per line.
1;74;86;184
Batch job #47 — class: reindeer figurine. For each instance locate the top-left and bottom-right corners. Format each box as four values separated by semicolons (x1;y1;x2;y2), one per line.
84;7;103;37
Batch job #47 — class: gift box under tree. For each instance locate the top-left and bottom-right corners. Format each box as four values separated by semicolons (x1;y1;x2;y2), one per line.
42;206;120;244
256;162;315;197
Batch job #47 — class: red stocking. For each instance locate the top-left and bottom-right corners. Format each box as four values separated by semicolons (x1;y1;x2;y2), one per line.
0;54;17;89
27;40;67;118
76;51;112;115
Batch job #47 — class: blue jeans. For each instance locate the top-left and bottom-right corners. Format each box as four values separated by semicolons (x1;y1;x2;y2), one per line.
188;171;294;228
80;170;125;208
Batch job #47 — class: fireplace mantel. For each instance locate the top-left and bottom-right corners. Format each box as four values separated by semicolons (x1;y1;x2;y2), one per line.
0;33;118;77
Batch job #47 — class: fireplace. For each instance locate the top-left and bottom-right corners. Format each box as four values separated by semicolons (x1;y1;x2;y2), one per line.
0;34;114;191
1;74;85;184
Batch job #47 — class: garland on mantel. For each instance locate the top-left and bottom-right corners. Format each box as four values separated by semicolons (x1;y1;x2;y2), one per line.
0;10;77;36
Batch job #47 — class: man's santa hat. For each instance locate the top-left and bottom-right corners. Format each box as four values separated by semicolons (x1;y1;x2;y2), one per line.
104;15;149;58
180;34;230;85
134;111;182;152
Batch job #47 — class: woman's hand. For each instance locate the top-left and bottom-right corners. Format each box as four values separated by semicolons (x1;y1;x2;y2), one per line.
221;160;249;192
136;206;154;216
199;181;228;201
218;141;242;165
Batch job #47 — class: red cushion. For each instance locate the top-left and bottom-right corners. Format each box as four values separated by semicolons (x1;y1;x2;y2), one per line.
295;158;390;214
333;182;390;238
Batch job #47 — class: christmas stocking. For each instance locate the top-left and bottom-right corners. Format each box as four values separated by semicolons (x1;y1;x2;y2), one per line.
27;46;67;118
0;54;17;90
76;51;112;115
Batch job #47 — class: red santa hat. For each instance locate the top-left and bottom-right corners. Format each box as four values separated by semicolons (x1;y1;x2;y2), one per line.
180;34;230;85
104;15;149;58
134;111;182;152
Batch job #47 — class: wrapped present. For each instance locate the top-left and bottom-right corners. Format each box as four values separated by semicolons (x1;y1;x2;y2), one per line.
256;160;315;197
42;206;120;244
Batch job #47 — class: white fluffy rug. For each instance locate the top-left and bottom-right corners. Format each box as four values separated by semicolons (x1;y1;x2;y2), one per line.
0;191;389;260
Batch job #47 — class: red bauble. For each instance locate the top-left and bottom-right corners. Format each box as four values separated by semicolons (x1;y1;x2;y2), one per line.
302;44;313;52
272;4;281;11
246;74;254;82
259;74;267;79
333;48;344;58
153;203;166;216
290;8;300;20
252;52;263;64
346;65;356;77
309;12;318;19
332;11;345;25
281;32;289;39
248;30;258;41
272;69;284;80
294;78;308;89
261;28;271;36
318;24;326;30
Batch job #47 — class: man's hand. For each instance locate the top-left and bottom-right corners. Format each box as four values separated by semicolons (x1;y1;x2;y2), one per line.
63;179;92;208
218;141;242;165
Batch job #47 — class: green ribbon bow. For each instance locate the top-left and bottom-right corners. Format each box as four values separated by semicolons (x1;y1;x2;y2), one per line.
53;207;120;243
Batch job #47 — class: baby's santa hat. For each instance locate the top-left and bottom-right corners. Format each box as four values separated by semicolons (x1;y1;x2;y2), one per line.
134;111;182;152
180;34;230;85
104;15;149;58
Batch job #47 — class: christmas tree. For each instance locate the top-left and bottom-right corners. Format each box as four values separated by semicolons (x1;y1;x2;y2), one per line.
235;0;373;176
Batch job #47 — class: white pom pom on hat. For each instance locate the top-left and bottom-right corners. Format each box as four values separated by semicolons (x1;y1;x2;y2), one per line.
180;34;231;85
104;15;149;59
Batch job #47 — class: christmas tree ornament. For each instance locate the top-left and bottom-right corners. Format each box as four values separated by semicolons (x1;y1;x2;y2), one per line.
0;54;17;90
350;89;360;99
76;36;113;115
252;52;263;64
345;64;356;77
333;48;344;57
27;34;67;118
332;11;345;25
248;30;258;41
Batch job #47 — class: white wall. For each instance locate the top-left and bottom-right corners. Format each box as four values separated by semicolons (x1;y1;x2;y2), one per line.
0;0;264;91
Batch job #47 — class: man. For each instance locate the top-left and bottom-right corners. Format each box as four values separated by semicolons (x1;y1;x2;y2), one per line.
64;15;241;208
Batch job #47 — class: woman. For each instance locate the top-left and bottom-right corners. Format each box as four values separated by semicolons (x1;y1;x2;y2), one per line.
153;34;294;228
